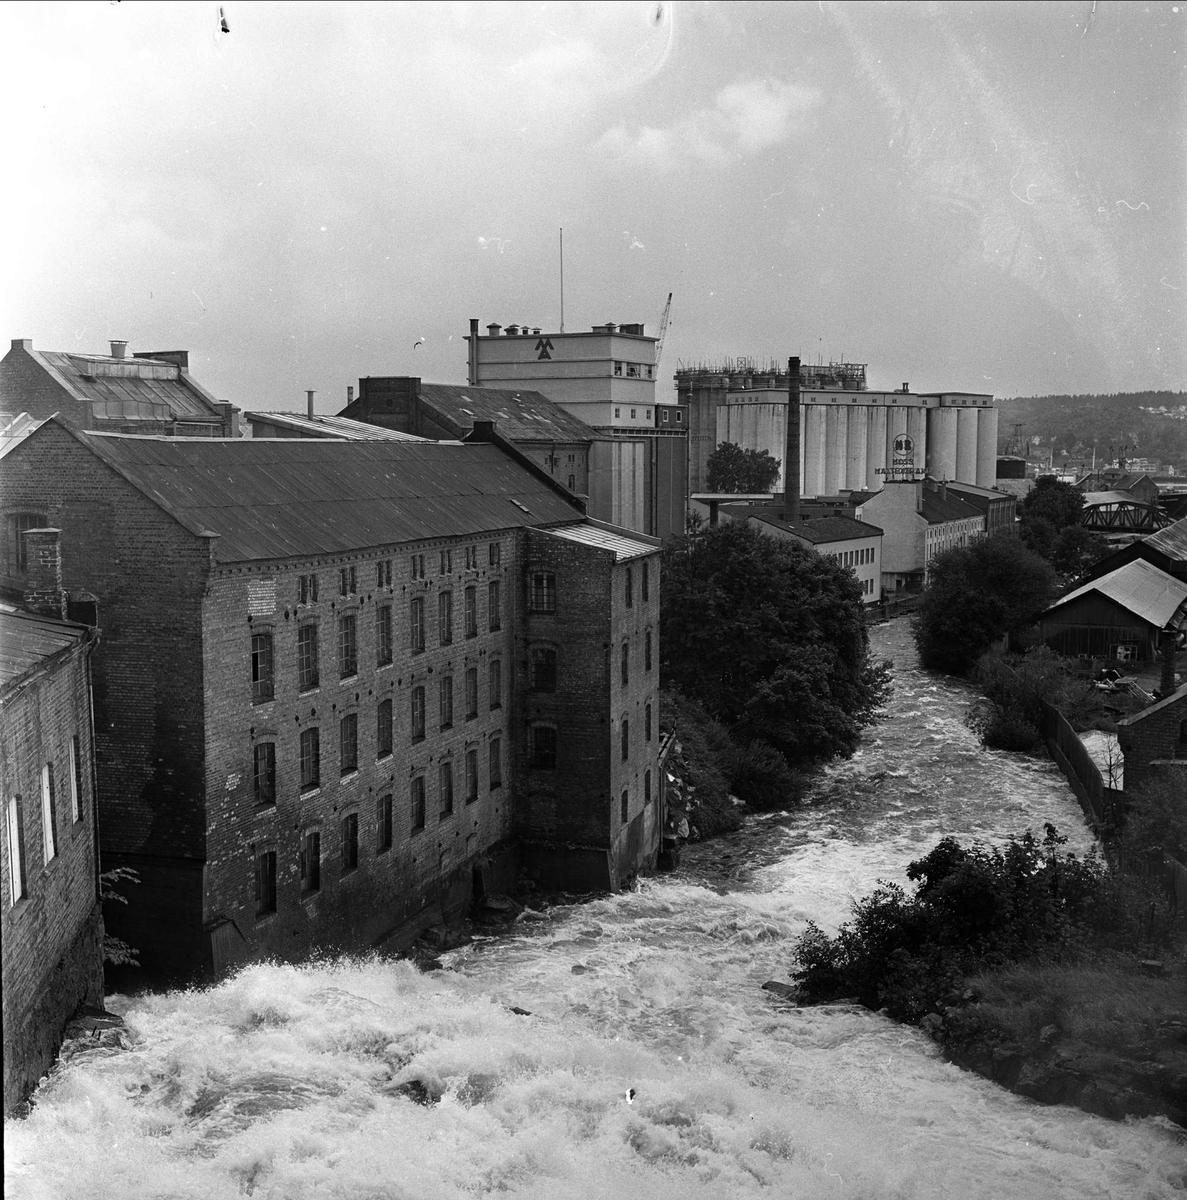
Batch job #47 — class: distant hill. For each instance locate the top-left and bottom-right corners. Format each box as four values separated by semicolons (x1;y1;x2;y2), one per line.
997;391;1187;471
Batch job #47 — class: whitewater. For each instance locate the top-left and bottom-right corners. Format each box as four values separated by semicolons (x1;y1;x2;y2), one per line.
5;620;1184;1198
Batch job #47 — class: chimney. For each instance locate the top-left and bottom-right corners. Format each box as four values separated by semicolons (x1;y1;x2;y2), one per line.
11;338;33;351
22;528;67;620
110;340;128;359
468;318;480;385
306;390;316;418
346;385;354;405
783;356;802;524
901;382;909;393
940;479;947;501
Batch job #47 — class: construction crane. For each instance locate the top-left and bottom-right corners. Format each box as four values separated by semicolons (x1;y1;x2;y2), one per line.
655;292;672;366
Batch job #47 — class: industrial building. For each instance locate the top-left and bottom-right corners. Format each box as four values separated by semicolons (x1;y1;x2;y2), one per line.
0;418;662;984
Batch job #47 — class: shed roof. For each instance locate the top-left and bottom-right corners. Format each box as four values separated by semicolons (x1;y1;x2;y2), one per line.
417;383;594;444
245;412;439;442
541;523;657;561
50;423;583;563
1116;681;1187;727
1043;559;1187;630
1142;516;1187;561
0;607;89;691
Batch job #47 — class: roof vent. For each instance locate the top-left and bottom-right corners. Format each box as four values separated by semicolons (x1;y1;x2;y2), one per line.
487;323;502;337
110;340;128;359
506;324;520;336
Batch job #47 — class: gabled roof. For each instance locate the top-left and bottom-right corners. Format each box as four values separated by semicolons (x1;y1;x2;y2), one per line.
1043;559;1187;630
416;383;594;444
729;510;883;543
944;480;1012;501
0;412;48;459
1083;490;1145;506
0;607;90;692
1141;517;1187;561
245;412;439;442
1117;681;1187;728
28;420;583;563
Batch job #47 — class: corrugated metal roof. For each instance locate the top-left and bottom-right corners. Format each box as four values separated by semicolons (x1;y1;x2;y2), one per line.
41;352;222;422
418;384;595;444
0;608;88;691
0;412;48;459
1083;491;1142;506
542;524;658;561
1117;680;1187;728
73;430;583;563
1045;559;1187;629
1142;516;1187;561
245;412;441;442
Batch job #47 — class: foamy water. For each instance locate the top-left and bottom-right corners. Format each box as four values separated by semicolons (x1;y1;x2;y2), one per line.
6;622;1184;1198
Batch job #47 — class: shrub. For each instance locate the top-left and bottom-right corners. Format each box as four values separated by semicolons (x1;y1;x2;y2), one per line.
726;740;808;811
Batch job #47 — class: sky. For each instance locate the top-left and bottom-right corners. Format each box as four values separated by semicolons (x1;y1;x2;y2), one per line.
2;1;1184;413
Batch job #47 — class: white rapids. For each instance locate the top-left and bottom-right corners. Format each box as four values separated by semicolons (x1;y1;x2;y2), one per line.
5;621;1184;1199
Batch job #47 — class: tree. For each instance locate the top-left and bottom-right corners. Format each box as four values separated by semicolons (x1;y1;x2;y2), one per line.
913;533;1056;674
1020;475;1084;532
661;520;890;765
705;441;781;493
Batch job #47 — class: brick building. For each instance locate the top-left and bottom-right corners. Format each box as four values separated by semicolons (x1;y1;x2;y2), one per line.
0;419;661;983
1117;683;1187;793
1;599;103;1115
0;337;237;437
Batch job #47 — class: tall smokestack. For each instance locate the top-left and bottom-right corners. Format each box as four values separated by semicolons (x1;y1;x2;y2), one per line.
783;356;801;523
306;390;316;418
468;318;479;385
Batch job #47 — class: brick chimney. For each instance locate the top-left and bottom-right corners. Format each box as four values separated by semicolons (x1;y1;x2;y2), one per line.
22;528;67;619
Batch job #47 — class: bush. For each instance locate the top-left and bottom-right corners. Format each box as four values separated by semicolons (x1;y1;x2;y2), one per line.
659;690;743;840
726;740;808;811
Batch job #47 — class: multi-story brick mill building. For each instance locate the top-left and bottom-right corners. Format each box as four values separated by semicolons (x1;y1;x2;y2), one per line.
0;418;662;984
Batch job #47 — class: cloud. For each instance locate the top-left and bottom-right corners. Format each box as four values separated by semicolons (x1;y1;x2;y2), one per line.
595;77;822;170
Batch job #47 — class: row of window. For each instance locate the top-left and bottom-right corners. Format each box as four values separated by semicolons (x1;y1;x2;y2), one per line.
411;582;501;651
613;406;653;421
527;702;653;770
612;361;654;380
5;737;84;907
295;544;503;603
526;634;652;693
825;547;875;568
254;745;502;916
621;769;654;824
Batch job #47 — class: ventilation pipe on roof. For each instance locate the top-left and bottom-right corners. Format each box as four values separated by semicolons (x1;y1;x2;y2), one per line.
306;390;316;418
469;319;480;385
110;340;128;359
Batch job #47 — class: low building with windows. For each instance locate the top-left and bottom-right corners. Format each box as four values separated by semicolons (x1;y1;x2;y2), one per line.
0;418;661;983
1;597;103;1115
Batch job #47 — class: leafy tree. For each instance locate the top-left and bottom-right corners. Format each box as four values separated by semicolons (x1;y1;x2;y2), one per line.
1051;524;1111;578
913;533;1056;674
705;441;781;493
1020;475;1084;531
661;520;890;765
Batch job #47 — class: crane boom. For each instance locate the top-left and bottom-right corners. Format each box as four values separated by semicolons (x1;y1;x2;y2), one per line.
656;292;672;365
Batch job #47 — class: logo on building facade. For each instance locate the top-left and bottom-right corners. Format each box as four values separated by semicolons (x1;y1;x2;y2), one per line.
535;338;554;361
892;434;914;458
875;432;924;479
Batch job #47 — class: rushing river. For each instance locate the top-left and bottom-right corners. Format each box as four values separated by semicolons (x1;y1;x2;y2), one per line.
6;621;1184;1199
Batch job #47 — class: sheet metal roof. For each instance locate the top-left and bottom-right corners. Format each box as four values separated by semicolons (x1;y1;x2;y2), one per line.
246;412;439;442
0;608;89;691
71;429;584;564
40;352;222;423
542;524;658;561
0;412;47;459
1142;516;1187;561
1117;680;1187;728
754;513;884;543
1083;490;1143;506
922;491;983;524
417;384;595;443
1045;559;1187;630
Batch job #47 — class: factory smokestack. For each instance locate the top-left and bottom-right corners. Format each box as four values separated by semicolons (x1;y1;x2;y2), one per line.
783;356;801;524
306;390;316;418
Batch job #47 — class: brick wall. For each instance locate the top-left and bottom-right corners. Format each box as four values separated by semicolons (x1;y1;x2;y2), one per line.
0;342;86;428
1;633;104;1115
1118;689;1187;792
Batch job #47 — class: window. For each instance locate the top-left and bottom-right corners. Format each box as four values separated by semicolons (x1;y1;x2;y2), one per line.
300;727;320;791
645;631;652;672
625;567;633;608
377;559;392;589
531;647;557;692
530;725;557;770
40;764;56;864
438;761;453;818
7;797;25;905
7;512;47;574
489;542;501;567
466;749;479;804
641;562;649;603
253;742;276;806
488;580;502;631
68;735;82;823
377;698;393;759
411;686;426;741
251;632;274;703
338;614;358;678
489;738;502;789
489;658;502;710
255;850;277;916
614;407;621;418
298;573;319;605
298;624;320;691
439;549;452;575
300;831;320;892
621;718;629;761
621;790;629;824
411;553;426;580
645;770;652;805
661;409;669;423
529;572;556;613
465;545;478;569
465;667;478;718
614;362;623;376
377;794;393;852
438;591;453;644
645;702;652;742
621;641;629;687
341;812;358;872
339;565;357;597
568;474;575;490
340;713;358;776
411;776;426;832
465;586;477;637
439;676;454;729
410;597;425;653
376;604;393;667
630;407;637;418
676;410;682;423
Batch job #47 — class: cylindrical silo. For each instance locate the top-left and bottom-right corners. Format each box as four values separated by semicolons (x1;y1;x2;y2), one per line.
886;407;909;470
976;407;999;487
824;406;846;495
927;406;959;481
866;407;888;490
846;406;868;491
907;406;927;475
804;404;827;497
956;408;979;482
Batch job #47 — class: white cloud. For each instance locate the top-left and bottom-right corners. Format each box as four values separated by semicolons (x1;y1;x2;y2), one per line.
596;77;822;169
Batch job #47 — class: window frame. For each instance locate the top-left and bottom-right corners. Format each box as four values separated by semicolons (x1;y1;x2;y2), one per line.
464;585;477;638
338;613;358;679
253;741;277;806
489;737;502;790
489;658;502;710
68;734;82;823
529;572;556;614
438;760;454;819
299;726;321;792
411;775;426;832
376;794;393;852
297;623;320;692
530;724;558;770
438;590;453;645
251;631;275;704
376;697;393;760
300;830;321;893
40;763;57;864
376;602;393;667
530;645;558;692
341;811;359;873
465;748;479;804
339;712;358;777
410;597;425;653
488;579;502;631
465;666;478;719
411;685;426;741
255;849;277;916
7;797;25;905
